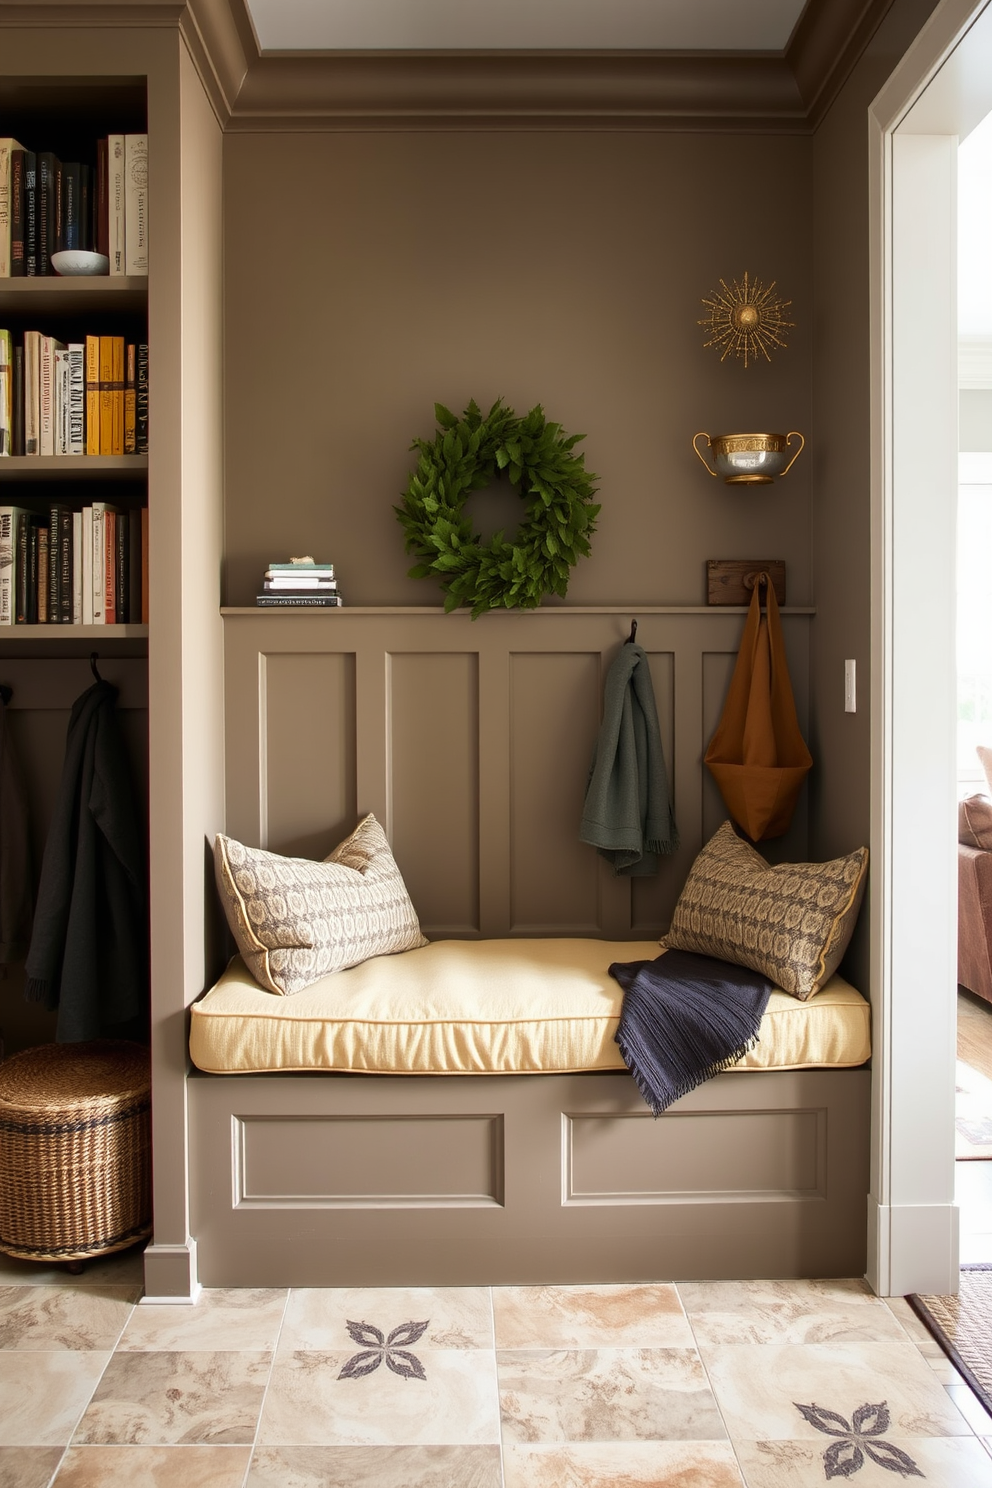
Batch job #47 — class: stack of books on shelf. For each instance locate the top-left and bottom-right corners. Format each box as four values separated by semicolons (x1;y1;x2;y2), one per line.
0;502;148;625
257;558;341;607
0;133;148;277
0;331;148;457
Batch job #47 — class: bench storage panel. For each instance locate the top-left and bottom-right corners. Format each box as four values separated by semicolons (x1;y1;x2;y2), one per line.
189;1066;869;1286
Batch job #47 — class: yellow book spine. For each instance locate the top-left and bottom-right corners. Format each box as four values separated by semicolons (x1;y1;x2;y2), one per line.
99;336;114;457
111;335;124;456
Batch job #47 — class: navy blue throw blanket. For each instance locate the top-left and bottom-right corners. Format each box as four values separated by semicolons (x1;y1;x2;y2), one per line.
608;948;772;1115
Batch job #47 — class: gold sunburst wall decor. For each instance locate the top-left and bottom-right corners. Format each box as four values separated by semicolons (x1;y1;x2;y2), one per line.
698;271;795;368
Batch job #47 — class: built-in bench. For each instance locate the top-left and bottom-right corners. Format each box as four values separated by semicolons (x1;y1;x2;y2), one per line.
187;938;871;1287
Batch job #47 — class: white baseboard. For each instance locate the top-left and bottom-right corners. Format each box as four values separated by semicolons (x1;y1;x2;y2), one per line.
868;1199;959;1296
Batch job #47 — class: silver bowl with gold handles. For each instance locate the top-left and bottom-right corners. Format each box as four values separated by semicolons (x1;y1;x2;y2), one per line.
691;430;805;485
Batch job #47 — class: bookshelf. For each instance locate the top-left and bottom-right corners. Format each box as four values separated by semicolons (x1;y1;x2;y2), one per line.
0;456;148;481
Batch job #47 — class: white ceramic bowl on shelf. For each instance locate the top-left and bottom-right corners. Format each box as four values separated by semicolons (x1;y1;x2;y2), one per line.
51;250;110;276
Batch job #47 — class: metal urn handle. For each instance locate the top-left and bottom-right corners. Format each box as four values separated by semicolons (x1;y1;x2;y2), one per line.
778;431;805;478
692;432;719;477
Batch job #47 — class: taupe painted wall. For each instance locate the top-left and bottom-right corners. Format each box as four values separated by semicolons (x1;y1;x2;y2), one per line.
223;131;813;610
808;0;938;990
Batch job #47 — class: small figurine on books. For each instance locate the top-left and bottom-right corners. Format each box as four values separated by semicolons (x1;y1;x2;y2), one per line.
256;556;342;608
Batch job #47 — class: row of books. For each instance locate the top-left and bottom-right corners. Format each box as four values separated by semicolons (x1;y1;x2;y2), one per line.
0;333;148;457
0;135;148;277
257;559;342;607
0;503;148;626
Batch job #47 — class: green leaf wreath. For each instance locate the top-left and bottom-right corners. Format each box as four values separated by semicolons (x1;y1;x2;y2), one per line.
396;398;601;619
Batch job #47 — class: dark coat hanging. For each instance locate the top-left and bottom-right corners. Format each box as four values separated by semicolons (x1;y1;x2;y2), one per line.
0;687;34;965
25;679;147;1042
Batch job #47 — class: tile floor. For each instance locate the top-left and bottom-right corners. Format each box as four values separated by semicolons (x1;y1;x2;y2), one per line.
0;1252;991;1486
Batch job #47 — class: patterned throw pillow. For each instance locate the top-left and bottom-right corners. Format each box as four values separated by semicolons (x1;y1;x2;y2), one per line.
214;814;428;995
664;821;868;1001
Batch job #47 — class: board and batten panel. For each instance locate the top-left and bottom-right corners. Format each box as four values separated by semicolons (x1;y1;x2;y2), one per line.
388;651;480;934
223;610;812;943
261;652;357;859
509;650;603;934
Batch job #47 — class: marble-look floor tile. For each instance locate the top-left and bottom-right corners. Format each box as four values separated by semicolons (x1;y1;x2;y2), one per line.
0;1447;64;1488
259;1348;500;1447
678;1279;907;1347
946;1382;992;1433
51;1445;252;1487
502;1440;744;1486
701;1341;972;1441
246;1444;502;1487
927;1354;967;1385
280;1287;492;1353
72;1350;270;1445
0;1287;138;1351
493;1284;692;1349
117;1290;286;1352
734;1435;992;1486
881;1296;936;1345
0;1352;111;1447
497;1347;726;1444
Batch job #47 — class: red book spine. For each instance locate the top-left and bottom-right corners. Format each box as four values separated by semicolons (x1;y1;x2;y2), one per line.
103;510;116;623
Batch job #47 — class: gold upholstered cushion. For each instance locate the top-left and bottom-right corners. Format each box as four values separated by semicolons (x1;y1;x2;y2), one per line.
213;814;428;996
188;939;871;1076
664;821;868;1001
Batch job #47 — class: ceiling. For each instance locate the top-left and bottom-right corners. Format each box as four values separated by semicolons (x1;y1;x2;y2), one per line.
241;0;810;54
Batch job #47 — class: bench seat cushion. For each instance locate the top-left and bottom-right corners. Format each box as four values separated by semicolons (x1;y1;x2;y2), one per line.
189;939;871;1076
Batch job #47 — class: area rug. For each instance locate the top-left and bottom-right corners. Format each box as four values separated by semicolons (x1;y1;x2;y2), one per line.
955;1059;992;1159
907;1265;992;1420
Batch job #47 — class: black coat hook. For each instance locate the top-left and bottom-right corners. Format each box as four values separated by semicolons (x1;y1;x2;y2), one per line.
0;685;11;706
89;652;103;683
626;619;638;645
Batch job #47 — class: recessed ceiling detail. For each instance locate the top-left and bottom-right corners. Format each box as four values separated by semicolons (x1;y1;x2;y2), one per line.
243;0;809;54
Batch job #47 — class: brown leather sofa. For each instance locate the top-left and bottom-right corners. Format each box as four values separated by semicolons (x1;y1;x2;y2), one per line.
959;794;992;1004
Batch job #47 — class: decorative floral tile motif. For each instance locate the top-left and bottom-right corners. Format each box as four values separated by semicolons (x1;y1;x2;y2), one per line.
794;1400;923;1478
497;1347;727;1444
493;1284;693;1349
700;1342;971;1442
734;1435;992;1488
338;1320;430;1381
279;1289;492;1353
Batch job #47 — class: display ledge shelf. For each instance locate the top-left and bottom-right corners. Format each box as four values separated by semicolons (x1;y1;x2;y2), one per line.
0;277;147;314
0;624;148;638
223;604;817;616
0;456;148;481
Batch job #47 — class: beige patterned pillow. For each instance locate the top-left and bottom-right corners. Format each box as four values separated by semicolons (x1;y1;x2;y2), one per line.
664;821;868;1001
214;814;428;995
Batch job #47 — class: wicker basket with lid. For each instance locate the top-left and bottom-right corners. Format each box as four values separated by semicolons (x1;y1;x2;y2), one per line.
0;1040;151;1263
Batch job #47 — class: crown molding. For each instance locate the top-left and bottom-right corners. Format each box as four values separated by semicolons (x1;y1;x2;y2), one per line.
786;0;898;123
226;50;806;132
0;0;929;133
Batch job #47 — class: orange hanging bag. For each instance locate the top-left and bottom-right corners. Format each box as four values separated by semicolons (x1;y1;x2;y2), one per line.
704;572;812;841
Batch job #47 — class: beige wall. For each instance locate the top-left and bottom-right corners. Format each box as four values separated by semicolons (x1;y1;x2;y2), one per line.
223;130;813;609
808;0;938;990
